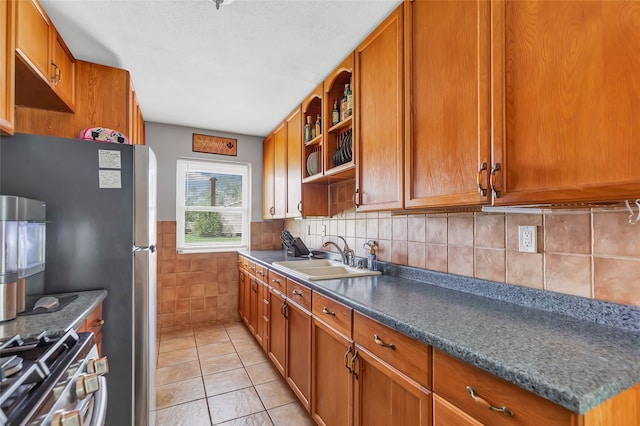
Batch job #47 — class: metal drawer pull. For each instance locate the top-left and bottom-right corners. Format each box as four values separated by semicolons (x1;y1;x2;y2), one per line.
292;289;302;296
466;386;514;417
272;279;281;284
373;334;396;350
344;346;352;373
477;162;488;196
322;307;336;316
91;319;105;328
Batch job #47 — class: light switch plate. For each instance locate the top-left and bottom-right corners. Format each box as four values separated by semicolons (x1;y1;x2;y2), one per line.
518;225;537;253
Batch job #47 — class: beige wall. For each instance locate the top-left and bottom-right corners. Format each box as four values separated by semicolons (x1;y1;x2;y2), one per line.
285;182;640;307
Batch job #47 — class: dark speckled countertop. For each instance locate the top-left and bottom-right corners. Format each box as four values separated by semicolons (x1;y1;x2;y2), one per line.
0;290;107;340
240;250;640;415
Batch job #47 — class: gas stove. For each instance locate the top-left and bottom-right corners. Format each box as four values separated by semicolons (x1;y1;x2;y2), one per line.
0;329;108;426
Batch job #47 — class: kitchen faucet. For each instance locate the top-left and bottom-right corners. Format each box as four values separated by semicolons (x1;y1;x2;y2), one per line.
323;236;355;266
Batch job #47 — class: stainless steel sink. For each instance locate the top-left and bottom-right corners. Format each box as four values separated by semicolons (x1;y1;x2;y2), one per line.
272;259;381;281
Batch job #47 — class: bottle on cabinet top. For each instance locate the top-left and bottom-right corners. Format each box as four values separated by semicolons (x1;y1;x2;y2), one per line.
304;116;312;142
315;114;321;137
332;99;340;126
346;79;353;118
340;84;349;122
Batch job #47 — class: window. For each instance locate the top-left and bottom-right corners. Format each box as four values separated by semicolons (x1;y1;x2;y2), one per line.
176;158;251;253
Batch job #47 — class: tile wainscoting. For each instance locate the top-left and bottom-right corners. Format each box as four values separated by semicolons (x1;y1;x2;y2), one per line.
156;221;283;332
284;207;640;307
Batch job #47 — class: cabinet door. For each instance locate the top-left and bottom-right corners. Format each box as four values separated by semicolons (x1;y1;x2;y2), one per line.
51;31;76;109
311;318;353;426
248;276;259;336
434;394;483;426
0;0;14;135
405;0;490;208
273;123;287;218
15;0;50;82
286;300;311;411
492;0;640;205
354;347;432;426
238;269;248;323
262;133;275;219
286;107;303;218
355;5;404;211
268;289;286;376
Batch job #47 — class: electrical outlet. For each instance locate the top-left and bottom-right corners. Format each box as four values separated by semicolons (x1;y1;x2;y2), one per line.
518;225;537;253
321;225;326;237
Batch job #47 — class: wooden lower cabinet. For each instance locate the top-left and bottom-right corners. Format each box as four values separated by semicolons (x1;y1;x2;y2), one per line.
433;394;483;426
285;299;311;411
311;317;354;426
248;274;259;336
77;303;104;355
238;269;248;325
268;289;286;376
354;346;432;426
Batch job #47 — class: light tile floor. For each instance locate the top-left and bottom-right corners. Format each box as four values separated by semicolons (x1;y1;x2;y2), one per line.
153;322;315;426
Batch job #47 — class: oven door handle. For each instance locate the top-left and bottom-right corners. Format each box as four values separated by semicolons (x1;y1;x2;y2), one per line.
91;376;108;426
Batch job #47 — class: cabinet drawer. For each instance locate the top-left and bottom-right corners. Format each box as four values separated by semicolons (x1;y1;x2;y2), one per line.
433;350;575;426
86;304;104;334
255;263;266;282
353;311;431;389
239;255;250;271
286;279;311;311
268;269;287;294
312;292;352;338
248;261;257;276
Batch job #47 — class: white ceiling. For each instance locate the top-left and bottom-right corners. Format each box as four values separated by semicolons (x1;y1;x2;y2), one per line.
40;0;402;137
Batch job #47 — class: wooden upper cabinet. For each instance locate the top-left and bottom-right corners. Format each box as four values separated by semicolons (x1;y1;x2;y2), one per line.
302;83;324;181
286;107;303;218
262;133;275;219
0;0;14;135
355;5;404;212
405;0;490;209
274;123;287;218
492;0;640;205
128;81;145;145
14;0;75;112
323;53;355;181
15;61;130;138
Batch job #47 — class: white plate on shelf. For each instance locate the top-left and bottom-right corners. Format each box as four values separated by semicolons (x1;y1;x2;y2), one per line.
307;152;317;176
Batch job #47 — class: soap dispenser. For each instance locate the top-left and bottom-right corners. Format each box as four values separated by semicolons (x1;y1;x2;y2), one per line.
363;240;378;271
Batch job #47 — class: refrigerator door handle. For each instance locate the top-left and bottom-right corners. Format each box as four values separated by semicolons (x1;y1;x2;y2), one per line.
132;245;156;253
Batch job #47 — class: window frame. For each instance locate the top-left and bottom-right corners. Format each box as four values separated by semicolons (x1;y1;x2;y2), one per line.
176;157;251;253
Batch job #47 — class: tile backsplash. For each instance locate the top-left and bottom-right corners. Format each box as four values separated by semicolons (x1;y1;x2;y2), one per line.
156;221;283;332
285;206;640;307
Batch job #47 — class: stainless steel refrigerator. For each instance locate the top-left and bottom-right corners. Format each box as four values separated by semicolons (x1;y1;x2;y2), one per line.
0;133;157;426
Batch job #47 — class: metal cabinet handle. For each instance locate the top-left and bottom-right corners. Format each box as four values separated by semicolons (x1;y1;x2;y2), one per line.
373;334;396;350
351;350;359;380
322;307;336;316
477;162;488;196
344;345;352;373
269;206;275;216
280;300;288;319
91;319;105;329
251;281;257;292
353;189;360;208
490;163;502;198
50;60;62;86
466;386;514;417
271;278;281;284
297;201;303;213
292;289;302;296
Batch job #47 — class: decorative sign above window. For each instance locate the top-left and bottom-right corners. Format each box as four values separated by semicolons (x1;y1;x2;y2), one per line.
192;133;237;156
